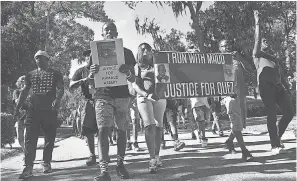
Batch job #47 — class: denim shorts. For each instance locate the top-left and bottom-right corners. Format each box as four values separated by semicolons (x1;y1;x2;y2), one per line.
94;97;130;131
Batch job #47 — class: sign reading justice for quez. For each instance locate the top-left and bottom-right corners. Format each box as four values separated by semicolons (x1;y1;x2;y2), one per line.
154;51;235;99
90;39;127;88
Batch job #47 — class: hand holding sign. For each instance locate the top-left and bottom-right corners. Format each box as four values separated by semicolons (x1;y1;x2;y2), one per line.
90;39;127;88
147;93;159;102
90;64;99;75
119;64;130;75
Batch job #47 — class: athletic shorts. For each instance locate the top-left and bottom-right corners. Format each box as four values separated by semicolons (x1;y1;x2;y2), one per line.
78;99;97;135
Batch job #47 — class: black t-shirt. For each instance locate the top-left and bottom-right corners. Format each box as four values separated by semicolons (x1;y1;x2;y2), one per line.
71;66;110;99
111;47;136;98
25;68;63;110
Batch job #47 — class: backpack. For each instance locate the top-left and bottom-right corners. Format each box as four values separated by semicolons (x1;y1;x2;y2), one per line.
128;64;141;97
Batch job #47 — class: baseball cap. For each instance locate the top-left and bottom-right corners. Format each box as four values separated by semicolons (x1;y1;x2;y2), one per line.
34;50;50;59
17;75;25;82
83;49;91;57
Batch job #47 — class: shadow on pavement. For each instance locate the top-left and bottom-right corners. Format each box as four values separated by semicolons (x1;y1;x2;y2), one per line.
10;149;295;181
2;147;296;181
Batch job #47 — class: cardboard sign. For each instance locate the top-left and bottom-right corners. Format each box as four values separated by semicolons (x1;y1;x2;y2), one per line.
154;51;235;99
90;39;127;88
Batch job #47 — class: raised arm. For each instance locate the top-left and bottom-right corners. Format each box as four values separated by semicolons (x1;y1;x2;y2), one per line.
252;10;261;59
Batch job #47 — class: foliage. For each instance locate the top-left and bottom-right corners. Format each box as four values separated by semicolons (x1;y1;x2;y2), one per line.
134;17;186;51
58;77;83;123
127;1;296;93
1;1;112;87
220;100;283;120
1;113;15;147
1;86;14;114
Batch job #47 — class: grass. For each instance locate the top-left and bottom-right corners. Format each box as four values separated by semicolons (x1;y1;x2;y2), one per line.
1;147;22;160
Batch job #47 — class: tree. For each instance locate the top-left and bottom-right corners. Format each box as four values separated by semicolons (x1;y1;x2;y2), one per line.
126;1;205;52
134;17;186;51
1;1;112;86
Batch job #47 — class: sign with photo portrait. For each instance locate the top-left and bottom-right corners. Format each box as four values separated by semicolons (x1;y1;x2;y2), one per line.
153;51;235;99
90;39;127;88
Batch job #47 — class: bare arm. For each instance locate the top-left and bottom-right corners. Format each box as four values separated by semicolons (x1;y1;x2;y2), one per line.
132;81;148;97
15;85;30;111
252;10;261;59
238;54;254;72
69;79;86;91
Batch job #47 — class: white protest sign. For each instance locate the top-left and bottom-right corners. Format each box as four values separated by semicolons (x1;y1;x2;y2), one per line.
90;39;127;88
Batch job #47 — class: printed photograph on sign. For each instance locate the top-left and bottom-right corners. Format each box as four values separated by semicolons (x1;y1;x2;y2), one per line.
90;39;127;88
223;64;235;81
97;41;117;66
155;63;170;83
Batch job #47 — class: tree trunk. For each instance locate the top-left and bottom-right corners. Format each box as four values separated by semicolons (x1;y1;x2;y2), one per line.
284;36;290;70
45;9;50;51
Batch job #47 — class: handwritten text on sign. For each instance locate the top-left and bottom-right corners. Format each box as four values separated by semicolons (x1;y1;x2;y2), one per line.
98;65;126;86
154;52;235;99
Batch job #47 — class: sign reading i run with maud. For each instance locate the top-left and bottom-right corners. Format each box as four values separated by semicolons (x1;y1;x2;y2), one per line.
154;51;235;99
90;38;127;88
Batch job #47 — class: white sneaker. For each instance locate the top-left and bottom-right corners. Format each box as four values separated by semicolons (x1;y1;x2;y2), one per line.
155;155;163;167
149;159;157;173
201;139;208;148
271;147;285;154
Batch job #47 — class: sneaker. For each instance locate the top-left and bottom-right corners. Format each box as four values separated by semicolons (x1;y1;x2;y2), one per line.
212;129;217;135
86;155;96;166
155;155;163;167
149;159;157;174
161;141;166;150
271;147;285;154
42;162;52;173
201;138;208;148
94;172;111;181
19;166;33;179
225;140;236;154
280;141;285;148
133;142;141;151
242;150;254;162
126;142;132;151
116;163;130;179
174;140;185;151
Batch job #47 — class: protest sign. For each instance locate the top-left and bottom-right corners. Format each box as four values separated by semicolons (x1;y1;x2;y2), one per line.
154;51;235;99
90;39;127;88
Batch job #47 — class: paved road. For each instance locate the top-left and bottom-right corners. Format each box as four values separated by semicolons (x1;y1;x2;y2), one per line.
1;128;296;181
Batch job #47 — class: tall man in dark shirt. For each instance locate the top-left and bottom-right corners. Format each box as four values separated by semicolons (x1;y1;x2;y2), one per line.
14;50;64;179
90;22;136;181
253;10;294;154
70;49;98;166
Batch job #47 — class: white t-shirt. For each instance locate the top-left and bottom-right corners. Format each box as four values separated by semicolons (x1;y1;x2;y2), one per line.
190;97;210;108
